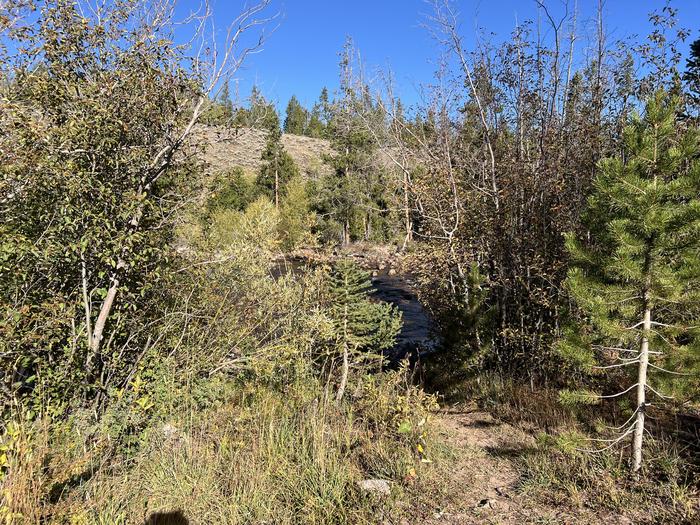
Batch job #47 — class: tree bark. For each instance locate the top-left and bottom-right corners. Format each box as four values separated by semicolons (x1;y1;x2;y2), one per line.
632;306;651;474
336;305;349;403
402;169;412;249
88;257;125;364
274;165;279;209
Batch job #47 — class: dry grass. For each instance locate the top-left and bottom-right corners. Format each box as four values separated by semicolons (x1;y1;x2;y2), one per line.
446;375;700;524
194;125;334;178
0;371;444;524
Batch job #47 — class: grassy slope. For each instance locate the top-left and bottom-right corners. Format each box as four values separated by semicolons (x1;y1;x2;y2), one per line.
194;125;334;179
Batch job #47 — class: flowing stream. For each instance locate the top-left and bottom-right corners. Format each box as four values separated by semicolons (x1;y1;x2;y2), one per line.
272;257;440;362
369;269;440;362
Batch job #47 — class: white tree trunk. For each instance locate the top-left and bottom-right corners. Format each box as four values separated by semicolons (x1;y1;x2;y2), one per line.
402;169;412;249
632;307;651;474
336;305;349;403
88;257;126;365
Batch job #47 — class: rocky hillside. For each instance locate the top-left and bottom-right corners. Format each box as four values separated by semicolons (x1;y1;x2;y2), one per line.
194;125;334;178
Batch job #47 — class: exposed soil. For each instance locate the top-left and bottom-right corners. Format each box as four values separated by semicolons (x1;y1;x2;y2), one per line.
194;124;334;177
419;407;634;525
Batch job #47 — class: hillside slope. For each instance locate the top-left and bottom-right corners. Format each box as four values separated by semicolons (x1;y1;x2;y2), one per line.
195;125;334;177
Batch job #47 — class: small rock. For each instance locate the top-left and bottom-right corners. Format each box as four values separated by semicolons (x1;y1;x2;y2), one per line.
495;486;511;498
161;423;181;443
387;268;397;276
372;270;378;277
378;264;386;271
357;479;391;496
476;498;498;510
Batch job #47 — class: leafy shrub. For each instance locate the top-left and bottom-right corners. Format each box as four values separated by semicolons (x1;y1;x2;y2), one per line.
278;177;316;251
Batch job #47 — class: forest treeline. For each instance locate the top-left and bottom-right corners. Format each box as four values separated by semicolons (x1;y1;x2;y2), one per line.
1;0;699;522
204;3;700;395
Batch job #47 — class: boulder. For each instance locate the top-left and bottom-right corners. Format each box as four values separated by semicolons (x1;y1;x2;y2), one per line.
357;479;391;496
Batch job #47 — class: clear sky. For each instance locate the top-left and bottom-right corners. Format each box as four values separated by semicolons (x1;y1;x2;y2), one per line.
187;0;700;111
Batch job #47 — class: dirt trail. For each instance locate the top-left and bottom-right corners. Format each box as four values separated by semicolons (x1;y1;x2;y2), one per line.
422;407;632;525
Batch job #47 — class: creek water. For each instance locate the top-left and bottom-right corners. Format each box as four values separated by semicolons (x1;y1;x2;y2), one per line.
369;269;440;362
272;257;440;362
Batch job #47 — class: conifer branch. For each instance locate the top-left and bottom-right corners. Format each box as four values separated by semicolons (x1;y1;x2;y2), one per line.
592;360;639;370
646;383;674;400
575;426;636;453
598;383;639;398
647;362;692;376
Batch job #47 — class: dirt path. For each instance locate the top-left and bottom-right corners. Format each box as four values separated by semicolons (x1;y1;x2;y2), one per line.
421;407;632;525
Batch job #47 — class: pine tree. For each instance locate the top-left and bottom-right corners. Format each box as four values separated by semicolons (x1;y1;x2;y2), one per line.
683;37;700;116
283;95;308;135
306;104;325;138
233;85;280;132
256;128;299;208
219;81;234;120
205;167;255;218
317;42;379;245
319;87;331;127
563;91;700;475
328;260;402;402
306;87;330;138
201;81;235;126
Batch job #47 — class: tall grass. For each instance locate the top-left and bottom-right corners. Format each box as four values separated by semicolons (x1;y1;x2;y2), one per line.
1;371;438;524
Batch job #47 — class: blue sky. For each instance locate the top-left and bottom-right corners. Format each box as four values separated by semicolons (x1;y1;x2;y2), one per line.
188;0;700;111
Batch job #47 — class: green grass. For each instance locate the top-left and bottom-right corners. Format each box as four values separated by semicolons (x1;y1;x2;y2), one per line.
1;371;443;524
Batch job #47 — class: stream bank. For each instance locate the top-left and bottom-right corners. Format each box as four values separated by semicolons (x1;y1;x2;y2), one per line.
273;243;441;362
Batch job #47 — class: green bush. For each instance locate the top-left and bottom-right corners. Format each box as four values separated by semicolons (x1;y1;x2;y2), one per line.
278;177;316;251
205;167;256;216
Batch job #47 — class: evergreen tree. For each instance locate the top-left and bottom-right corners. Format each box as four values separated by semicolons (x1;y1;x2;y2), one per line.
201;81;235;126
306;104;325;138
328;260;402;402
233;85;280;132
219;81;234;120
316;41;380;245
563;91;700;474
319;86;331;126
283;95;308;135
306;87;331;138
205;167;255;217
256;128;299;208
683;37;700;116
